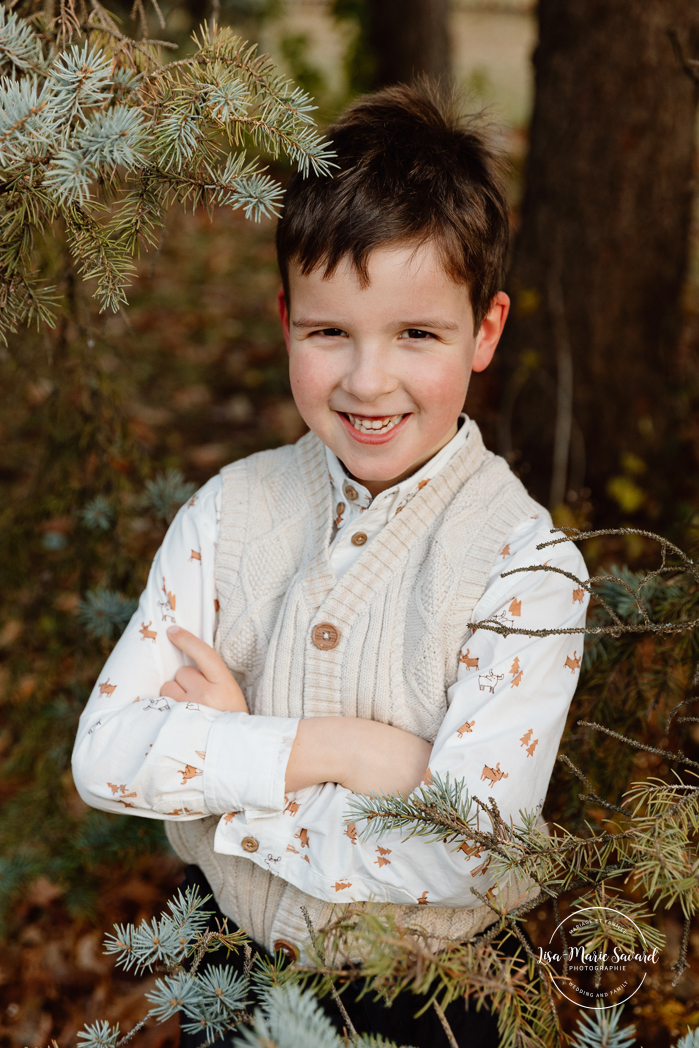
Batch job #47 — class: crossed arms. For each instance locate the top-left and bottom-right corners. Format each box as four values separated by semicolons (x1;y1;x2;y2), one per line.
161;624;431;796
71;475;588;906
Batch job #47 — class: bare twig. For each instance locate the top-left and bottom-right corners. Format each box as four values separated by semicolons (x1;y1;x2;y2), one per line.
672;913;692;986
552;898;568;979
243;942;253;983
81;21;177;51
150;0;166;30
506;921;561;1029
667;696;699;732
301;905;358;1041
578;721;699;772
536;526;699;579
432;999;459;1048
470;619;699;640
558;754;633;817
115;1014;153;1048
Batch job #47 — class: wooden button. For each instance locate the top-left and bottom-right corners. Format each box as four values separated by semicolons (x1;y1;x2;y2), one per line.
345;485;358;501
241;836;259;853
312;622;340;650
351;532;368;546
336;502;345;515
273;939;299;963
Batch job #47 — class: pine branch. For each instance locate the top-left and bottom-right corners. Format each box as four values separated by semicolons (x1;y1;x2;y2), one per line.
570;1004;636;1048
0;18;334;331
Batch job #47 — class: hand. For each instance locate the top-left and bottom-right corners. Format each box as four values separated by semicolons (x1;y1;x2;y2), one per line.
160;626;249;713
285;717;431;795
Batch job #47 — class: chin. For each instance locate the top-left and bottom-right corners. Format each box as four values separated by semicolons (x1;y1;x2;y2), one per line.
343;450;413;482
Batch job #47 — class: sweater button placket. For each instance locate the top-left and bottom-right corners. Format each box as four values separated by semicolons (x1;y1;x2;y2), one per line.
312;623;340;650
273;939;300;963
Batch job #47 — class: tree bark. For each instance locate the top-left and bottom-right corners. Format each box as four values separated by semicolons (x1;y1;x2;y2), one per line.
498;0;699;515
367;0;451;87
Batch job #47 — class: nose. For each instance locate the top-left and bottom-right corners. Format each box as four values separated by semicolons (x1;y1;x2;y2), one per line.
341;343;398;405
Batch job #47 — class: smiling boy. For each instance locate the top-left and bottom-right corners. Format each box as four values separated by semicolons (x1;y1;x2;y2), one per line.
73;84;588;1045
283;240;508;495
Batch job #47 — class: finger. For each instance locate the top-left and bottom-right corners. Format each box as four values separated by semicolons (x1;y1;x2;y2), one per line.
174;665;207;690
166;626;229;684
160;680;187;701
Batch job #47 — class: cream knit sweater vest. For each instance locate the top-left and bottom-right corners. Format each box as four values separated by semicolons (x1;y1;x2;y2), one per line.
167;423;544;957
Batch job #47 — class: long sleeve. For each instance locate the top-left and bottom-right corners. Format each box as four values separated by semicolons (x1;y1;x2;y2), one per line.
211;515;589;907
72;477;297;821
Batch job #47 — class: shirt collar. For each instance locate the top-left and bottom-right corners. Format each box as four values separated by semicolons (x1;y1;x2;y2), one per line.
325;414;471;513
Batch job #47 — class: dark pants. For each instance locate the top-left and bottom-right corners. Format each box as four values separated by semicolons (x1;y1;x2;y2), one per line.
178;865;512;1048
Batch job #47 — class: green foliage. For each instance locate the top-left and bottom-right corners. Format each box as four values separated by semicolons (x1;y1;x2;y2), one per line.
0;8;335;342
235;984;347;1048
1;6;698;1037
347;532;699;1041
77;1020;121;1048
570;1005;636;1048
104;884;214;971
78;887;406;1048
81;495;115;531
347;771;477;846
78;588;139;639
312;909;558;1048
67;882;699;1048
73;887;699;1048
0;4;333;943
139;467;197;522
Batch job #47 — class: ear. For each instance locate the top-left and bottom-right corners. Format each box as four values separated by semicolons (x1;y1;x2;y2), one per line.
278;286;291;355
472;292;510;373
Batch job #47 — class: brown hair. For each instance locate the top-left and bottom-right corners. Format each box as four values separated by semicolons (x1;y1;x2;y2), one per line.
275;81;509;332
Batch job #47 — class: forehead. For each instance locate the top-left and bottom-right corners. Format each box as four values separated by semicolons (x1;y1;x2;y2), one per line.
288;240;472;316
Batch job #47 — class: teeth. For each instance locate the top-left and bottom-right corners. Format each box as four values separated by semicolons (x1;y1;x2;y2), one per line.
346;413;404;434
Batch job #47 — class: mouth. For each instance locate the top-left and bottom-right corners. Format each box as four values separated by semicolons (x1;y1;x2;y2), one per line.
345;413;405;434
336;411;411;444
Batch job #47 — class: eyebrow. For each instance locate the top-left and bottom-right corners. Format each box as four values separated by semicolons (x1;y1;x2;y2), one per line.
291;317;461;332
291;318;342;329
396;318;460;332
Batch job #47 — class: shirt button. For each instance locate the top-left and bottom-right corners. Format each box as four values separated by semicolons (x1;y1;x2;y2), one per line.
312;622;340;649
336;501;345;515
345;485;358;501
351;532;368;546
273;939;300;963
241;836;259;853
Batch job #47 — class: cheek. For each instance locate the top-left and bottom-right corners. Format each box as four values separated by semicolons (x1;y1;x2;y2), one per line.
411;356;470;421
289;349;334;418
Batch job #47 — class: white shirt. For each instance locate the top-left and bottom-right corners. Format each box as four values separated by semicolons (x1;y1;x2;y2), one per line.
72;419;589;907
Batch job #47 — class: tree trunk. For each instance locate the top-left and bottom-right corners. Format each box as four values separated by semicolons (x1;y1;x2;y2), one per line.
367;0;451;86
498;0;699;518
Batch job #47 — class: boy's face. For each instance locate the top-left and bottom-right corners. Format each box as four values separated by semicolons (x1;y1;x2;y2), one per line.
280;241;509;497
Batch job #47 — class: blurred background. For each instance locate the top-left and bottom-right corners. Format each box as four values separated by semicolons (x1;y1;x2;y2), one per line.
1;0;699;1043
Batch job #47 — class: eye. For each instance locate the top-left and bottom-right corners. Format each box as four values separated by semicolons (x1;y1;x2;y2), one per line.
312;328;348;338
399;329;435;340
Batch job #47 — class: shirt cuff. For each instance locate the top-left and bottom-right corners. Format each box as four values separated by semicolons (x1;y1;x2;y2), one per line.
202;713;299;819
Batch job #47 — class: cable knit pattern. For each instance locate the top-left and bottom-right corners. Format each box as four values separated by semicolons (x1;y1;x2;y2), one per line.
166;422;545;956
